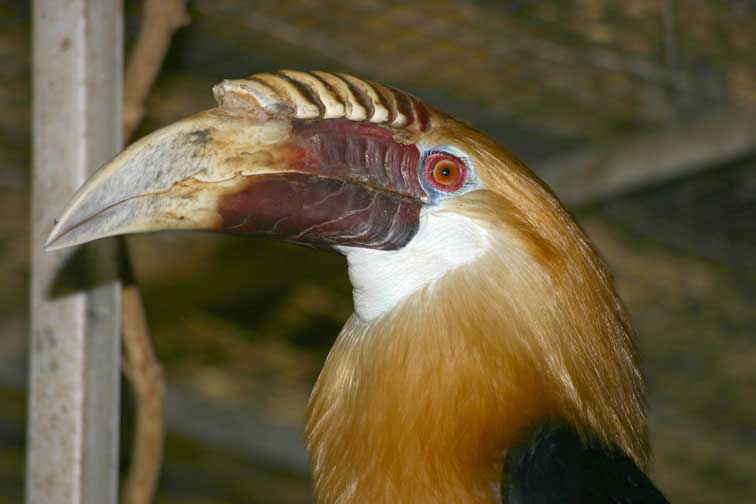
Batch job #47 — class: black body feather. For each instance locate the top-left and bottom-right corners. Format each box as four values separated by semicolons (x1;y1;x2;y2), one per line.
503;422;670;503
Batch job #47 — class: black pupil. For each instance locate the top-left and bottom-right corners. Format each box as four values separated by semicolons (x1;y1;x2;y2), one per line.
441;165;452;178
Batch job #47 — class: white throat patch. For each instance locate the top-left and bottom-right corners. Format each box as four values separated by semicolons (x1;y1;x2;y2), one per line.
338;208;490;321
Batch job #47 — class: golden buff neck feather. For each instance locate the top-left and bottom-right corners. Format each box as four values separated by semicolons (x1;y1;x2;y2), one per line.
305;131;648;504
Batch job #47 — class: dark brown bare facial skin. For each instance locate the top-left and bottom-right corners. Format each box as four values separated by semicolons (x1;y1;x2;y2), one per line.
217;120;426;250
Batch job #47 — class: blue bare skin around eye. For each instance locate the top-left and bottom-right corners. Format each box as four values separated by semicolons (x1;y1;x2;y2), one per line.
418;146;480;204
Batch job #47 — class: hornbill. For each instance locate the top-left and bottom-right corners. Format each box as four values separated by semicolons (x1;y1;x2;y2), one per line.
46;70;669;503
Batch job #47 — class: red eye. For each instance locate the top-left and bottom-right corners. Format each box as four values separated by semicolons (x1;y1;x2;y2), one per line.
424;153;467;192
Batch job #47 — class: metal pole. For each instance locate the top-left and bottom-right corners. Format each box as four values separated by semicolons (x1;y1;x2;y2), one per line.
29;1;123;503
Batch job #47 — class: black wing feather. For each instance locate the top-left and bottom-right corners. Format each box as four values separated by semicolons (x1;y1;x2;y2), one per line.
503;422;669;504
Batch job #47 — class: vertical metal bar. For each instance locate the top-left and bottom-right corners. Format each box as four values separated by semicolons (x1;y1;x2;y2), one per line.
29;1;123;503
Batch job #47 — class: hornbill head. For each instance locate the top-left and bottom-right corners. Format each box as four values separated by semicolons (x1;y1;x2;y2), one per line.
46;71;650;503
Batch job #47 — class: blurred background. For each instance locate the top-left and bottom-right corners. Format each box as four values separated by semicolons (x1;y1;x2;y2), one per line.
2;0;756;502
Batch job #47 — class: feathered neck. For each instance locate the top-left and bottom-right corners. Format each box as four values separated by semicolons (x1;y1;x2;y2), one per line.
305;193;647;504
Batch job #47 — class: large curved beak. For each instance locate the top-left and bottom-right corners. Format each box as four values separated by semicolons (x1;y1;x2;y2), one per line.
45;103;427;252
